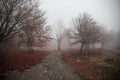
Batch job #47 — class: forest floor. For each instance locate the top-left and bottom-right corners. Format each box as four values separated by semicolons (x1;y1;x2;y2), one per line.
62;49;120;80
0;50;48;74
0;50;48;80
1;49;120;80
1;51;81;80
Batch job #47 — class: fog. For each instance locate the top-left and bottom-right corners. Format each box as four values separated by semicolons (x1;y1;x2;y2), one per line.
1;1;120;79
0;0;120;51
40;0;120;50
41;0;120;30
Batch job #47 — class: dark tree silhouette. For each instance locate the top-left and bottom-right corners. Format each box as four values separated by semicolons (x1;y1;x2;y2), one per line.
20;4;48;53
72;13;102;53
0;0;40;51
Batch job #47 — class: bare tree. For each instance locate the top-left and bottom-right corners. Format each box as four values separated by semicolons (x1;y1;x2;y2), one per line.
87;25;102;49
20;5;46;53
12;24;51;53
72;13;102;53
65;28;73;49
53;21;64;51
0;0;39;51
100;30;112;49
34;25;52;47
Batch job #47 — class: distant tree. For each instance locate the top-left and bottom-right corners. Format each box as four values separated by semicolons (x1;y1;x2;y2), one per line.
12;24;51;52
100;30;113;49
53;21;64;51
16;32;25;49
72;13;102;53
0;0;40;51
100;30;107;49
34;26;52;47
65;28;73;49
88;25;102;49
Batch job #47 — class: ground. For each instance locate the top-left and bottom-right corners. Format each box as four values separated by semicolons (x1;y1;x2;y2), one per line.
1;49;120;80
1;51;81;80
0;50;48;73
62;49;120;80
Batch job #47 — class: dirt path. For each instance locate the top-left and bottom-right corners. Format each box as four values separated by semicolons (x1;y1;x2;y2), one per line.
5;51;81;80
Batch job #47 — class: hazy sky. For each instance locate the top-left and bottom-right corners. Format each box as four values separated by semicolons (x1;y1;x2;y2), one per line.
41;0;120;31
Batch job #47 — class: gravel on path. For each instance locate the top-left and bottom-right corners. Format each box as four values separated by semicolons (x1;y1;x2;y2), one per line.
4;51;81;80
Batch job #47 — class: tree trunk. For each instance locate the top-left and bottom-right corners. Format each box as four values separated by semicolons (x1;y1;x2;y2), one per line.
30;46;33;53
68;39;71;49
58;42;61;51
27;43;30;53
57;39;61;51
80;43;84;53
26;35;34;53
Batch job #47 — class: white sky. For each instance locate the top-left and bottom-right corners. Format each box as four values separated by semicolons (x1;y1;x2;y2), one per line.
41;0;120;31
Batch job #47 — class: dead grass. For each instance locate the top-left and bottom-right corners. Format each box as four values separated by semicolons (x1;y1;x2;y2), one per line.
62;49;120;80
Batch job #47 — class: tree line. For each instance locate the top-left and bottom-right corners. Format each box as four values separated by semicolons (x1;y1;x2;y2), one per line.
54;13;109;53
0;0;111;53
0;0;51;53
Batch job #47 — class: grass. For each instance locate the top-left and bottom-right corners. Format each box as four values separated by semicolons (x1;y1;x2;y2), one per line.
0;50;49;74
62;49;120;80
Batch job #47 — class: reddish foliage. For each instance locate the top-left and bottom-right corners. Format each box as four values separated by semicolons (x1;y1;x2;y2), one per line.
0;50;48;73
61;52;107;80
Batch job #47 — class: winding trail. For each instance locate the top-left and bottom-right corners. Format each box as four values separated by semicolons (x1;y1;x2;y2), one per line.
5;51;81;80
